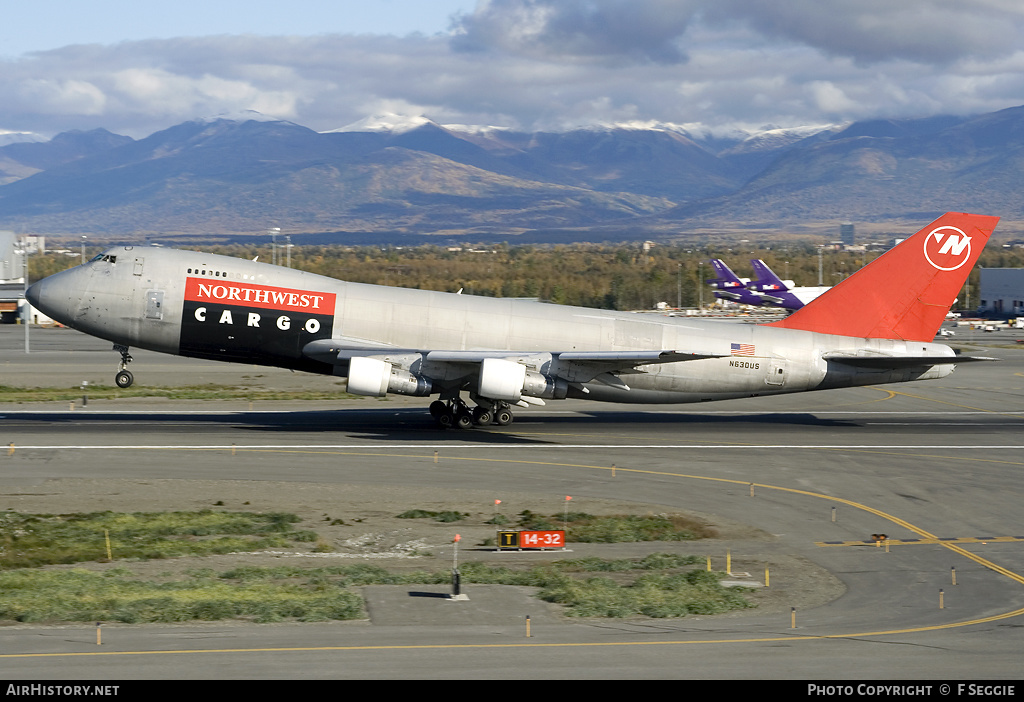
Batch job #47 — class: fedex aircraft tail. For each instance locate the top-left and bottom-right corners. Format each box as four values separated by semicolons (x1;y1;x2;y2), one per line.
748;259;806;309
708;259;762;306
748;260;790;292
766;212;999;342
709;259;745;289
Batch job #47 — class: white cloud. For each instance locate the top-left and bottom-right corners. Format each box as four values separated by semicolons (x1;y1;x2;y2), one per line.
17;78;106;116
702;0;1024;65
1;1;1024;138
808;81;858;115
451;0;698;64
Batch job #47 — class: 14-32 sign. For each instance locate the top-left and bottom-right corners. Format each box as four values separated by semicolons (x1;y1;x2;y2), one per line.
498;530;565;549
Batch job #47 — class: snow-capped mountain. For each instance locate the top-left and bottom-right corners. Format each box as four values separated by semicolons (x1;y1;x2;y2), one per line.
0;130;47;147
326;113;435;134
1;106;1022;237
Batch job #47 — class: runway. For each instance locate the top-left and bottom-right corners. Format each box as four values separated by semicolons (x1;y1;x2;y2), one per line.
3;326;1024;680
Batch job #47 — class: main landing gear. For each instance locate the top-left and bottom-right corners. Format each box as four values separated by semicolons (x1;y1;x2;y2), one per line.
429;398;514;429
113;344;134;388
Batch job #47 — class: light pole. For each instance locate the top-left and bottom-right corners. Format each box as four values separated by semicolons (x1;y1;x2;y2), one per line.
269;227;281;266
698;261;704;310
21;245;29;354
677;263;681;309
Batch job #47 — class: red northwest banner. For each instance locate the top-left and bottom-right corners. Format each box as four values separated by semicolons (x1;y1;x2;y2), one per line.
185;278;336;314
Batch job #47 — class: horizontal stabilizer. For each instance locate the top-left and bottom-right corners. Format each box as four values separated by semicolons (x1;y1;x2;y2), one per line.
822;353;995;368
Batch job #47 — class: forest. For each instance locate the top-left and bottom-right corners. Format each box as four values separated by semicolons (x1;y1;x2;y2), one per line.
29;240;1024;313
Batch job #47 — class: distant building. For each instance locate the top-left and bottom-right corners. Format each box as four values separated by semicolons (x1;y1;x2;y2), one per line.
0;231;25;323
840;222;855;246
0;232;47;324
978;268;1024;316
19;235;45;255
0;231;24;283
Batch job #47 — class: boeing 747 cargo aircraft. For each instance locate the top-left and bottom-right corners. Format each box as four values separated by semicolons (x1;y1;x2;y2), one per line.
26;212;997;428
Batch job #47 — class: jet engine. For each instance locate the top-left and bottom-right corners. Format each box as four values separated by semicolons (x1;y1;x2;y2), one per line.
346;356;432;397
478;358;567;402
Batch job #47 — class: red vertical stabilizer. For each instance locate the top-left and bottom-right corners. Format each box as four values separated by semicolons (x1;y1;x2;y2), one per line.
765;212;1000;342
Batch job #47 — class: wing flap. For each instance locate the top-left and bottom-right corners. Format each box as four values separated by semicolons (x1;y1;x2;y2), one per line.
556;350;727;364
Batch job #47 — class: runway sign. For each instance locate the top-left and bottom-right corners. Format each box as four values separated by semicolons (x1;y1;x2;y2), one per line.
498;530;565;549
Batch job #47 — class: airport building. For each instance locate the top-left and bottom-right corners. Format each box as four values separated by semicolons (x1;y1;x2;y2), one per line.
0;231;48;324
0;231;26;324
978;268;1024;316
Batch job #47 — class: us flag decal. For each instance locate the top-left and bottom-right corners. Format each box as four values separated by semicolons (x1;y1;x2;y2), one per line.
731;343;755;356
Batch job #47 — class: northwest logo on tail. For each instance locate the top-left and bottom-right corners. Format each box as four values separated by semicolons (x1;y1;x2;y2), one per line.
924;226;972;271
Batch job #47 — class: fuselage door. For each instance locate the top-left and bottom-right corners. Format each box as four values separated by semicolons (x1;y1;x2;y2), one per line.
766;358;786;386
145;290;164;320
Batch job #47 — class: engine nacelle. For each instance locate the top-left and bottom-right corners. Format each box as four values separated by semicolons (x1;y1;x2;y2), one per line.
478;357;568;401
478;357;526;401
347;356;432;397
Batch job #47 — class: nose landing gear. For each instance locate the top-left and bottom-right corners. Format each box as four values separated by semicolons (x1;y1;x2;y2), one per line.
113;344;134;388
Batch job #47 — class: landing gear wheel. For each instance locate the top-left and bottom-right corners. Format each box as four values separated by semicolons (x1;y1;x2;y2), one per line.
115;370;134;388
113;344;134;388
495;407;514;426
432;396;480;430
472;406;493;426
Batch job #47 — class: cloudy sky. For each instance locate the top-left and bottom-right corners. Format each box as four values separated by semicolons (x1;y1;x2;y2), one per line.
3;0;1024;139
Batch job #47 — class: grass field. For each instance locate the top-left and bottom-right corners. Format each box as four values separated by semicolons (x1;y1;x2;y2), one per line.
0;510;752;623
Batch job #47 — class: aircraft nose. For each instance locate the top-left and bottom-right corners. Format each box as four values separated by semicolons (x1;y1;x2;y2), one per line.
25;278;44;310
25;269;77;324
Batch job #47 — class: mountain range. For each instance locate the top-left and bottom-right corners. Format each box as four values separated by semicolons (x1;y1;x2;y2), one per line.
1;106;1022;243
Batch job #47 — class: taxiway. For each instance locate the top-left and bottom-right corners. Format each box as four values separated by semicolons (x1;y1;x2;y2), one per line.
2;326;1024;680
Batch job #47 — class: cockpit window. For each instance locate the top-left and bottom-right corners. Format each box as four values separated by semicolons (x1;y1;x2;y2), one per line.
89;254;117;264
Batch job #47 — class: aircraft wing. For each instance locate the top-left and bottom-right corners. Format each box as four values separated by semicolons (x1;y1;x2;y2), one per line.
303;339;728;395
305;338;726;368
424;349;722;363
307;335;405;353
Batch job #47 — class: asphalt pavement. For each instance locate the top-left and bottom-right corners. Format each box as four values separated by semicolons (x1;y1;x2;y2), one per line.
2;324;1024;680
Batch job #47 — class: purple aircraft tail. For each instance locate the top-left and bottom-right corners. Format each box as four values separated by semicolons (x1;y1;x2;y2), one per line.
747;259;804;310
748;260;789;292
708;259;762;306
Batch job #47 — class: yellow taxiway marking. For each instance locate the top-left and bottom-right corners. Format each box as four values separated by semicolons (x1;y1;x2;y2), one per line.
4;448;1024;660
874;387;1024;419
818;536;1024;547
